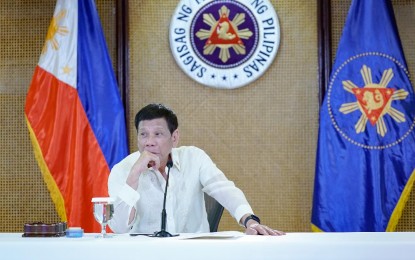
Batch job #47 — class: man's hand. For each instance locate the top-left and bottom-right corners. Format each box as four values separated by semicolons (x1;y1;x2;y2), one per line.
245;223;285;236
241;214;285;236
126;151;160;190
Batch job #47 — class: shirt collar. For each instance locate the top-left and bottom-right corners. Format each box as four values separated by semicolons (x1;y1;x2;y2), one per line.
170;148;181;171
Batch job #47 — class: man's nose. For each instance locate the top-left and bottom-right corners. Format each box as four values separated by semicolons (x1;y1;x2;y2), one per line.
145;135;156;146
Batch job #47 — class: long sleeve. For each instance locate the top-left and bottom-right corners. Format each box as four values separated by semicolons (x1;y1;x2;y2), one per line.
196;149;254;223
108;152;141;233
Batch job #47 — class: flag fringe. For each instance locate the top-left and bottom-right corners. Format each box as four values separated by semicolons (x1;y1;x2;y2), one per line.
311;224;323;232
25;115;67;222
386;168;415;231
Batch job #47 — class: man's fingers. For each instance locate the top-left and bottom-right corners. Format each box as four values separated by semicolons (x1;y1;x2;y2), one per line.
147;161;156;168
245;224;285;236
141;151;160;169
245;226;259;235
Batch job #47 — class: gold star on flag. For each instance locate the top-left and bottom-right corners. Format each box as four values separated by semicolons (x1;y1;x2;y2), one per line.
62;65;72;74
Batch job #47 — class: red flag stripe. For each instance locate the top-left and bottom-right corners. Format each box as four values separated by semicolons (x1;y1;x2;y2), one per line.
25;66;110;232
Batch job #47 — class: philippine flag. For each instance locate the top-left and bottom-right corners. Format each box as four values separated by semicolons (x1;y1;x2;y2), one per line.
24;0;128;232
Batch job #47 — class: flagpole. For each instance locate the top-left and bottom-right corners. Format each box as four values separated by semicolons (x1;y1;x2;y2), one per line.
317;0;332;106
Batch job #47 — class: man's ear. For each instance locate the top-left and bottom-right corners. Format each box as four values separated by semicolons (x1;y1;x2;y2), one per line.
172;129;180;147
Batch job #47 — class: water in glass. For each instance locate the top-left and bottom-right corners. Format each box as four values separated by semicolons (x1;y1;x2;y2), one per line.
92;197;114;238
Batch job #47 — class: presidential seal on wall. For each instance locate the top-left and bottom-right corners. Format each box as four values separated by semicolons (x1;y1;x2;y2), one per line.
169;0;280;89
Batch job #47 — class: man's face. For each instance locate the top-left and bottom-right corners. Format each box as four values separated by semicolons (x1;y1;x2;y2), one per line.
137;118;179;162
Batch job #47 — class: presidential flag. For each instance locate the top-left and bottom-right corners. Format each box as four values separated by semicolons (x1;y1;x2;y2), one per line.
312;0;415;231
25;0;128;232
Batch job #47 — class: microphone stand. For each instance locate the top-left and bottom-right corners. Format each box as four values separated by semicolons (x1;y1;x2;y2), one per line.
154;160;178;237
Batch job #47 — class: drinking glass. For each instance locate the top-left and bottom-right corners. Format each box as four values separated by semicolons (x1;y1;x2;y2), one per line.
92;197;115;238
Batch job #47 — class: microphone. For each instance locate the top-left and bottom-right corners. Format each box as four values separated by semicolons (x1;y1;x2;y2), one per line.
154;159;178;237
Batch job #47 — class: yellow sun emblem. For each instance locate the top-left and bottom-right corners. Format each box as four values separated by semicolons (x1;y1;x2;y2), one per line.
42;9;69;54
339;65;408;137
195;5;253;63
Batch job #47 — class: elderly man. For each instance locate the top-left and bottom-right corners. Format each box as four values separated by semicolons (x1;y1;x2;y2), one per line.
108;103;284;236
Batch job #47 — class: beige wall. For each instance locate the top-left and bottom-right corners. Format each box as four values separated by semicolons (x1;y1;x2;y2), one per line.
1;0;414;232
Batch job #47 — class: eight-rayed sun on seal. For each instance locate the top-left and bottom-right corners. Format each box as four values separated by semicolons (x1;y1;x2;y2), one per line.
339;65;409;137
195;5;253;63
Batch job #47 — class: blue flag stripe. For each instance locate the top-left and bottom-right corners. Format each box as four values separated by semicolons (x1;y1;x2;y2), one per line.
77;0;128;168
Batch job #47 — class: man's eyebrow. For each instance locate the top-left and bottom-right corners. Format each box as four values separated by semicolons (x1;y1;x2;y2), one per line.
138;126;166;131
